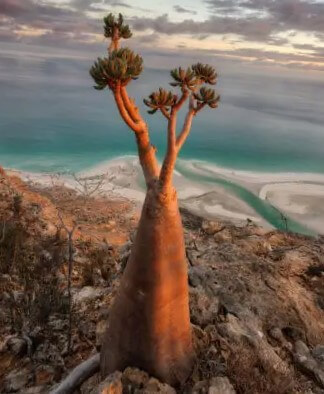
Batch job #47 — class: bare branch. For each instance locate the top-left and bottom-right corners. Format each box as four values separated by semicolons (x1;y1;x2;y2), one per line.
71;173;108;199
135;129;160;186
173;89;189;112
57;210;77;237
114;84;141;133
159;110;178;188
176;107;196;152
56;209;77;353
109;36;119;55
114;84;160;185
120;86;141;123
49;172;67;189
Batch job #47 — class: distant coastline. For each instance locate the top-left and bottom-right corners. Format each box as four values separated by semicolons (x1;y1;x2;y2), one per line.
6;156;324;236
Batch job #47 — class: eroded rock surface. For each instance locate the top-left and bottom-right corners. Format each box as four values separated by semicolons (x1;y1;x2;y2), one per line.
0;172;324;393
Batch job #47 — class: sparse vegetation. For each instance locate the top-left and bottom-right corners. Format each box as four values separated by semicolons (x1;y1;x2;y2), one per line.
0;169;323;393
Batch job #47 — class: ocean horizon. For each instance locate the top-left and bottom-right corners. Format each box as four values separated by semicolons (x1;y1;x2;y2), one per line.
1;46;324;235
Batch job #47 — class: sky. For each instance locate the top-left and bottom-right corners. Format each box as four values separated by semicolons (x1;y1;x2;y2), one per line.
0;0;324;74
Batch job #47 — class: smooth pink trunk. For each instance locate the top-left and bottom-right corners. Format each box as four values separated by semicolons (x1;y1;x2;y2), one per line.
101;187;193;386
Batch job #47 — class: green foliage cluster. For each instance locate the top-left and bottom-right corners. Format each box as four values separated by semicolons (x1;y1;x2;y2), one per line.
143;88;177;114
170;63;217;91
90;12;220;115
192;63;217;85
170;67;197;91
90;48;143;90
103;13;132;40
144;63;219;114
194;87;220;108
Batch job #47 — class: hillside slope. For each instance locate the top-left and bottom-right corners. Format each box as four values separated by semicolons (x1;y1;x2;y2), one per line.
0;169;323;394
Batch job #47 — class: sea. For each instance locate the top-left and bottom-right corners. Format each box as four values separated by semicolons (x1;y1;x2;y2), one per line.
1;44;324;234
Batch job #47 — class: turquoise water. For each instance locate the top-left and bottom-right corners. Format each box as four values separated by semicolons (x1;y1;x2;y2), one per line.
177;162;316;236
0;49;323;234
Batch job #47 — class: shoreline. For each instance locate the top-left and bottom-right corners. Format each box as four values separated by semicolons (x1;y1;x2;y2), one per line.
5;156;324;235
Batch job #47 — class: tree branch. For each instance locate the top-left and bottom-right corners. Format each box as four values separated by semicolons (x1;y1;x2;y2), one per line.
135;128;160;187
114;84;141;133
159;110;177;189
120;86;141;123
108;27;120;55
173;89;189;111
113;85;160;187
176;108;195;152
160;107;171;120
195;102;206;114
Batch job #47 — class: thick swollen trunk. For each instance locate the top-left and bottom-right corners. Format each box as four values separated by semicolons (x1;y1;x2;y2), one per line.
100;187;193;386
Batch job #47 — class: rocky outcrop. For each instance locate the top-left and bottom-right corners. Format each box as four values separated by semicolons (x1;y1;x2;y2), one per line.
91;368;176;394
294;341;324;389
1;174;324;394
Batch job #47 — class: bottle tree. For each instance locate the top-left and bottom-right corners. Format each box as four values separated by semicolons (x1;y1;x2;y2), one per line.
90;13;220;386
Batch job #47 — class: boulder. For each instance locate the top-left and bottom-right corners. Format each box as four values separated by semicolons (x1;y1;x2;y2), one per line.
73;287;105;304
193;377;236;394
312;345;324;365
7;337;27;357
294;341;324;388
34;364;57;386
4;368;31;392
214;229;232;243
208;377;236;394
91;368;176;393
143;377;176;393
121;367;149;388
201;220;224;235
190;287;219;326
92;371;122;394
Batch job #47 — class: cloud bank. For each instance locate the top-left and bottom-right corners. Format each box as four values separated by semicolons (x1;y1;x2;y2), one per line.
0;0;323;71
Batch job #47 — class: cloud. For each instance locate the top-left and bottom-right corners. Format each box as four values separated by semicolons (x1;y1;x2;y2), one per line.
0;0;100;40
131;13;276;42
173;5;197;15
0;0;323;72
132;0;324;42
205;0;324;35
111;1;132;7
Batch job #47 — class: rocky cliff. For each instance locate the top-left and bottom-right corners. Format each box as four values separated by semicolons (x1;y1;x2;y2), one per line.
0;169;323;393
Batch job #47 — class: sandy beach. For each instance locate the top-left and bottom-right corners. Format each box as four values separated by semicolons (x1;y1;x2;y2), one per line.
7;156;324;235
177;160;324;234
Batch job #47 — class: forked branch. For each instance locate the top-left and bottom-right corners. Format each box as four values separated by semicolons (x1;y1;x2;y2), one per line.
159;110;178;188
120;86;141;123
114;83;141;132
90;14;220;191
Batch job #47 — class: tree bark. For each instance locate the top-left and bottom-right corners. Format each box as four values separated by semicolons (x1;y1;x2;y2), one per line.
100;185;193;386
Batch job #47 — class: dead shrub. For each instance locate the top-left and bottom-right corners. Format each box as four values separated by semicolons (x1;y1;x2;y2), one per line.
80;242;117;286
0;198;67;332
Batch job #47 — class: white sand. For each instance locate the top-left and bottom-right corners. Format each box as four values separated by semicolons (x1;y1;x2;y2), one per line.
6;157;324;234
259;183;324;213
177;160;324;234
259;183;324;234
